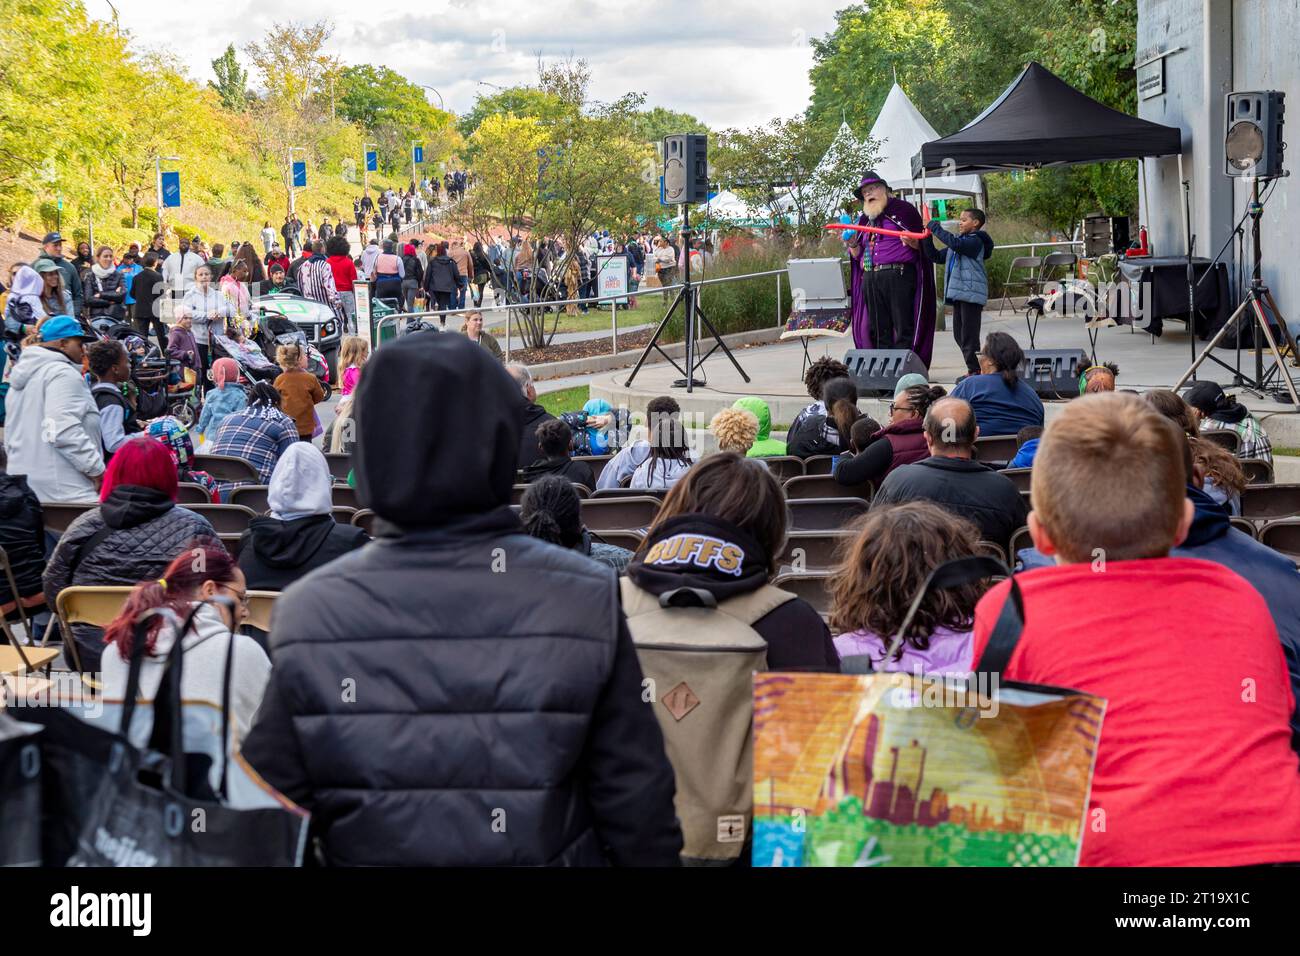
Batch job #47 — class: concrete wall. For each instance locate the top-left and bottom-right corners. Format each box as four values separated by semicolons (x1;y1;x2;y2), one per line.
1139;0;1300;336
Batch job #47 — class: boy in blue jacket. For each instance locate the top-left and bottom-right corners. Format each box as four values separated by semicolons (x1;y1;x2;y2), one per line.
924;208;994;376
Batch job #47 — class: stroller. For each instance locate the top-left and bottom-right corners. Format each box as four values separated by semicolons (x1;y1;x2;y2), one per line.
93;318;198;425
210;331;279;384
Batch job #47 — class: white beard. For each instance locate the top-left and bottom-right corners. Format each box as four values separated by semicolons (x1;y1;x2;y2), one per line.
863;194;888;220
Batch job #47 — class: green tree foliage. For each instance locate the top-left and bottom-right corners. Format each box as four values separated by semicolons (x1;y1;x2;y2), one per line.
335;64;459;173
629;107;709;144
209;44;249;113
456;86;568;141
807;0;1139;233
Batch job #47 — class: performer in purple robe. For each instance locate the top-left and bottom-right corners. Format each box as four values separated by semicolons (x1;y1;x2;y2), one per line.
845;171;937;367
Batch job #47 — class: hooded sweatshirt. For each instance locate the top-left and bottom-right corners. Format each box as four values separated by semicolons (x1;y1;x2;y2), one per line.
4;343;104;501
625;514;839;671
521;455;596;488
355;332;524;526
733;397;786;458
238;443;368;592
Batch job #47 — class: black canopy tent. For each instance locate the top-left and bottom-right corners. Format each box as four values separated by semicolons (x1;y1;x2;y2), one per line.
910;61;1183;177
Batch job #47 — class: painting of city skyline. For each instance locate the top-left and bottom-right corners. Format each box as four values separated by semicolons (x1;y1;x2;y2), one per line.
752;672;1105;867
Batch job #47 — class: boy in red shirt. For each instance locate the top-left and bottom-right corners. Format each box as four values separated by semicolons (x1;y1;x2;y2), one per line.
973;392;1300;866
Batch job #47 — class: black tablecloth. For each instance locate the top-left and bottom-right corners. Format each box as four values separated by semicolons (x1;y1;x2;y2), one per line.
1116;257;1231;339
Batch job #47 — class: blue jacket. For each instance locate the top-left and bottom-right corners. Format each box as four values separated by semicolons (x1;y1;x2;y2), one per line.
1008;437;1039;469
925;222;994;306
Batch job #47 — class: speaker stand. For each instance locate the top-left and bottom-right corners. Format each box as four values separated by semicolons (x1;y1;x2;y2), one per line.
624;205;749;392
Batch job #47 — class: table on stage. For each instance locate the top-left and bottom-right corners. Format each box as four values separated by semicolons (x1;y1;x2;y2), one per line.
1115;256;1231;339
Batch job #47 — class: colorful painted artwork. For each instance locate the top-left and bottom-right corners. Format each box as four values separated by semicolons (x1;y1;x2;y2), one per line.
752;672;1105;867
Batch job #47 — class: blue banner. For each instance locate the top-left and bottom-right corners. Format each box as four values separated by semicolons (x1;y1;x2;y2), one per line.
292;161;307;188
161;171;181;208
365;151;377;172
413;145;424;165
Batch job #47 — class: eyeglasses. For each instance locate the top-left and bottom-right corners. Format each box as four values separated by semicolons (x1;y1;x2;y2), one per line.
888;402;913;415
218;584;249;610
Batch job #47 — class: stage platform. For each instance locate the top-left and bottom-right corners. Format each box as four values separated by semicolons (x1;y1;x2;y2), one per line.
588;306;1300;445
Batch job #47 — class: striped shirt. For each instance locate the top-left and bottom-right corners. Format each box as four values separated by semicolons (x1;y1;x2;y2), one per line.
299;256;340;310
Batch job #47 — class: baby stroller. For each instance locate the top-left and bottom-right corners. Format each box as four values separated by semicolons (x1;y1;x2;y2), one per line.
210;331;279;384
93;319;198;425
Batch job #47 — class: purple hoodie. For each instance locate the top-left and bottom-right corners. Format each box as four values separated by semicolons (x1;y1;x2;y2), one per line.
833;626;973;676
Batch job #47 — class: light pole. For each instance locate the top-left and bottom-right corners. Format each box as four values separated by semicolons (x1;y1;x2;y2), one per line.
477;80;504;92
419;84;445;110
154;155;180;235
287;146;305;217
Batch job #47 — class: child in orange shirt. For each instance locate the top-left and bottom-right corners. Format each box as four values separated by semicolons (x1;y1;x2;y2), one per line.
274;342;325;440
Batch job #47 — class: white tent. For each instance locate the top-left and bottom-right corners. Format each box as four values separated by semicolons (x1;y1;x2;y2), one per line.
870;83;983;200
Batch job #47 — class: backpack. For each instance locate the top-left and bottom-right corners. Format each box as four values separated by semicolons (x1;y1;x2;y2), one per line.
619;576;795;864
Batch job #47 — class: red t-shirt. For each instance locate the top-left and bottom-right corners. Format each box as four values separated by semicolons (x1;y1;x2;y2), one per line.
973;557;1300;867
328;255;357;293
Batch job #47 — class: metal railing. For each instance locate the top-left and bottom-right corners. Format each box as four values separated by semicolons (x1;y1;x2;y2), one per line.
370;265;794;362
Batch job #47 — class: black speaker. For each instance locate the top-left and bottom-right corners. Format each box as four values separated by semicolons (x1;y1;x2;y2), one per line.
662;134;708;205
1225;90;1286;178
1019;349;1088;398
843;349;928;397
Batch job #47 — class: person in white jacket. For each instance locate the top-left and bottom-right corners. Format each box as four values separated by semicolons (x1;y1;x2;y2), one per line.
98;543;271;792
4;315;103;501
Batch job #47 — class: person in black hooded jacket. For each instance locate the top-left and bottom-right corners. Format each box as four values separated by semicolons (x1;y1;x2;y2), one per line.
521;418;595;488
241;331;682;866
238;443;368;592
0;445;47;622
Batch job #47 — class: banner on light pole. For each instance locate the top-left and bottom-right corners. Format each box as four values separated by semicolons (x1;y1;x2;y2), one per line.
292;162;307;188
161;171;181;208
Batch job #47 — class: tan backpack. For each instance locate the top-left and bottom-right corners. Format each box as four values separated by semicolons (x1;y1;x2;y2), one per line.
620;577;795;864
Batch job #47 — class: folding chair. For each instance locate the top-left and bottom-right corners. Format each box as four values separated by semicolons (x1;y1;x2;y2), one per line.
186;503;258;534
40;501;98;535
1009;526;1033;562
351;509;377;536
592;488;667;500
1000;467;1033;492
332;485;361;510
323;453;352;483
55;585;135;675
999;256;1042;313
510;484;530;505
786;498;870;532
1039;251;1078;285
1260;519;1300;562
227;484;272;515
589;530;644;551
802;455;836;476
973;435;1020;466
192;454;260;482
574;455;614;485
0;547;59;677
976;540;1008;563
1241;484;1300;522
761;456;806;483
579;497;662;532
771;571;833;619
1240;458;1274;486
776;531;854;572
332;506;357;524
244;591;279;633
1201;429;1242;455
1228;516;1259;540
176;482;213;504
783;474;872;502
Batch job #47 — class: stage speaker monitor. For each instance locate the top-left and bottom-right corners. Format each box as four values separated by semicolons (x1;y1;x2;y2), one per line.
1225;90;1286;178
662;133;708;206
1020;348;1089;399
843;349;927;397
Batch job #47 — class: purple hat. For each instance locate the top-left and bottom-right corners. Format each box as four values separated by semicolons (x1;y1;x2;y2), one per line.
853;171;889;199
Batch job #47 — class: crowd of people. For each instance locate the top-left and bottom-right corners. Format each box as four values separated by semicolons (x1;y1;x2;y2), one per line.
3;232;1299;868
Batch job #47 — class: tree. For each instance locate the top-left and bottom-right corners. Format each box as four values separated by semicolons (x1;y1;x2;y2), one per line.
712;116;875;239
209;44;249;112
335;64;459;173
630;107;709;145
244;19;339;114
456;86;567;141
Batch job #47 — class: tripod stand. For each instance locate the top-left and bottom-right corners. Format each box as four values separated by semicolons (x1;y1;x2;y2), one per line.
624;204;749;391
1175;178;1300;406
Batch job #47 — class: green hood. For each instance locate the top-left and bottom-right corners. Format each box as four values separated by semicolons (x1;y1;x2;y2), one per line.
733;396;772;439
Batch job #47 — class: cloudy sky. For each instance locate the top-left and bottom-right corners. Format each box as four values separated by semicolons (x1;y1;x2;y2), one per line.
100;0;848;128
